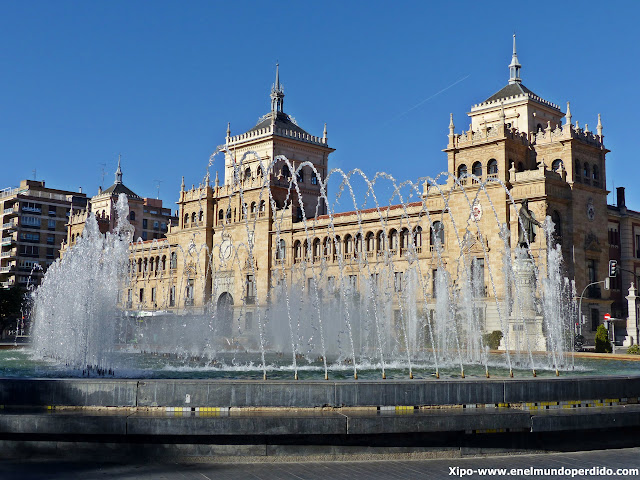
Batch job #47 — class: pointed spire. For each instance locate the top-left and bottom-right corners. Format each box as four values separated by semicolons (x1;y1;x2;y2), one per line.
226;122;231;139
565;102;572;126
215;171;219;188
115;154;123;184
499;102;506;124
508;33;522;84
323;123;327;142
270;63;284;113
205;172;210;187
180;176;185;192
449;113;455;135
597;113;603;137
584;123;589;133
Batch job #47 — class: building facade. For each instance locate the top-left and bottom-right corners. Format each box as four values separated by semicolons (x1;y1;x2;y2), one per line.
64;157;176;252
0;180;87;290
118;38;635;348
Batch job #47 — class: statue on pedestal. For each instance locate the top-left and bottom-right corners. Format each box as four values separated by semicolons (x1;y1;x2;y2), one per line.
518;199;542;248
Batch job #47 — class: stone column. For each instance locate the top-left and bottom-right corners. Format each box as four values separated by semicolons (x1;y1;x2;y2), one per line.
625;283;638;346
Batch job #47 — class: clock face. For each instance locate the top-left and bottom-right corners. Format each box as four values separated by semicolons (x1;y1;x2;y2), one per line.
587;203;596;221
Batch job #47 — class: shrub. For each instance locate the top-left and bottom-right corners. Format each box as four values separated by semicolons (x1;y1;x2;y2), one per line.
627;345;640;355
483;330;503;350
595;324;612;353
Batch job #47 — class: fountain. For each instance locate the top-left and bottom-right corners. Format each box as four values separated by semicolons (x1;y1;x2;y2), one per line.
21;156;584;381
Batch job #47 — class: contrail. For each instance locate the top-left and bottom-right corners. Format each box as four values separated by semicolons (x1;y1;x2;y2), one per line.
385;74;471;125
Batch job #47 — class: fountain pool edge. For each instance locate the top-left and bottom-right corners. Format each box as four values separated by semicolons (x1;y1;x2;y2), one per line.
2;375;640;408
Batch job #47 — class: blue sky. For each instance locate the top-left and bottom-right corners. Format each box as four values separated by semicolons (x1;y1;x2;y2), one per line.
2;1;639;211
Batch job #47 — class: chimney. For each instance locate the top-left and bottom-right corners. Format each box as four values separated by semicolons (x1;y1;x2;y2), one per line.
617;187;626;209
79;187;82;194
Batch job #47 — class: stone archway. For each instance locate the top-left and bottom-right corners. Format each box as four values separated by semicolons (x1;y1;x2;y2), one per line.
217;292;234;337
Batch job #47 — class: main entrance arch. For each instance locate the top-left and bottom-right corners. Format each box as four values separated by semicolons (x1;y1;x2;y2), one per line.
216;292;234;337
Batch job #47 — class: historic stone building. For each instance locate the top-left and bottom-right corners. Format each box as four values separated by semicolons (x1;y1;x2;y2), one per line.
122;37;629;347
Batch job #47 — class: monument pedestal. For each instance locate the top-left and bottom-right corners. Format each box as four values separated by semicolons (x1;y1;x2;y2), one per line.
623;283;638;347
500;256;547;352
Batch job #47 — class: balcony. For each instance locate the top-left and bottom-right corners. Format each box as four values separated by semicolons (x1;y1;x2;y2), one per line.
0;265;15;274
3;206;18;217
22;206;42;214
0;249;17;259
1;237;15;247
0;280;15;288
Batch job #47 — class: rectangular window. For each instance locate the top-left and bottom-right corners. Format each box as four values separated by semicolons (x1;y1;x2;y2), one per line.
161;222;167;232
20;245;38;257
47;235;55;245
139;288;144;303
48;206;56;216
471;258;485;297
246;275;255;303
636;234;640;259
245;311;253;330
142;219;148;229
127;289;132;302
591;308;599;332
432;269;438;298
587;259;597;283
48;219;56;230
22;216;40;227
328;276;335;292
307;277;315;292
22;202;41;214
169;286;176;307
46;248;54;259
153;221;159;229
20;232;40;243
151;287;156;304
142;231;147;241
394;272;403;292
348;275;358;294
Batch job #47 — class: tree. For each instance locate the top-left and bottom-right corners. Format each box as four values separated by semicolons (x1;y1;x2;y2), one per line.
595;324;612;353
0;287;26;336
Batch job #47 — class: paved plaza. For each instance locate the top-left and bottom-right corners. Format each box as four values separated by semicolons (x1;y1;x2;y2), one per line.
2;447;640;479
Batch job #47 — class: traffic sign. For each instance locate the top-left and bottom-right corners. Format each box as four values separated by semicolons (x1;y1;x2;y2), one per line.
604;313;611;321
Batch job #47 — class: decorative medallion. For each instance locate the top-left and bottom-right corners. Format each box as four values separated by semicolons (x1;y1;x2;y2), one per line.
471;201;483;221
586;198;595;222
220;238;232;261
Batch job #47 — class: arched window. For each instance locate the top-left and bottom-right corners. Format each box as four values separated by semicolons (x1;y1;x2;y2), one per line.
487;159;498;176
276;239;286;260
583;162;590;178
296;168;304;183
537;123;543;132
551;159;563;172
218;209;224;222
366;232;375;252
400;228;410;250
472;161;482;178
129;211;136;221
552;210;562;244
294;240;302;263
354;233;363;254
137;258;142;273
458;164;467;179
191;212;197;224
250;202;257;216
161;255;166;270
574;159;581;182
592;165;599;186
225;207;231;223
323;237;331;256
303;240;310;259
414;226;422;248
199;210;204;222
344;234;353;255
242;203;248;219
311;171;318;185
431;221;444;247
313;238;321;259
184;213;189;226
244;167;251;181
376;230;385;251
389;229;398;251
334;235;342;255
170;252;177;269
155;256;160;272
259;200;266;213
256;166;263;178
149;257;154;273
281;164;290;179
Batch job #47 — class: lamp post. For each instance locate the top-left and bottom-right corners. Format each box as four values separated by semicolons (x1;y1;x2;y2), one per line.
578;280;606;338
